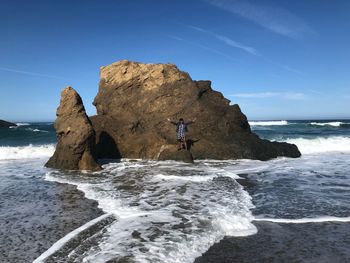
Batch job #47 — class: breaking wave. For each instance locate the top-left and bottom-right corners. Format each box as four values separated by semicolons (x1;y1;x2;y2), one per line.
25;128;49;133
249;120;288;126
310;121;345;127
0;144;55;160
249;120;350;128
284;136;350;154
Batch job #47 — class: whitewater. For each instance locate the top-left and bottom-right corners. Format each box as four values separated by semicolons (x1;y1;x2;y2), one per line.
1;120;350;262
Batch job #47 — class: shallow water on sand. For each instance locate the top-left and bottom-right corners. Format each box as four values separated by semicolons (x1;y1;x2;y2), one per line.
0;158;103;263
45;160;257;262
40;149;350;262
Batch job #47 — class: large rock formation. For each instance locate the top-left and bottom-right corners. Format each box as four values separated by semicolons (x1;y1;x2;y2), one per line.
46;60;301;170
45;87;101;171
90;60;301;161
0;119;16;128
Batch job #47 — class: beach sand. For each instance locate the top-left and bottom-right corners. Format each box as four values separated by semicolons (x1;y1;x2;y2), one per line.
0;175;103;263
2;161;350;262
195;221;350;263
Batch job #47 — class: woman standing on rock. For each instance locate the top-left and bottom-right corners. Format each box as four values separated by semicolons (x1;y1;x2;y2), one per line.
167;118;196;150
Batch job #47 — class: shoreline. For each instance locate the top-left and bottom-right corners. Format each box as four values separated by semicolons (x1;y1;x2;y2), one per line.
0;175;104;263
2;155;350;262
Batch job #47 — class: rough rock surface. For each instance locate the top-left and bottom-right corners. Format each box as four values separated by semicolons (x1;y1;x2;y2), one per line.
157;144;194;163
0;119;16;128
45;87;101;170
91;60;301;161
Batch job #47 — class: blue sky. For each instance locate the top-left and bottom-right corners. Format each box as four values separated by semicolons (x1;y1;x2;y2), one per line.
0;0;349;121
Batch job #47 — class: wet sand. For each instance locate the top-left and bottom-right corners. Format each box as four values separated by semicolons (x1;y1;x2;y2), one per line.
195;221;350;263
194;175;350;263
0;175;103;263
2;164;350;263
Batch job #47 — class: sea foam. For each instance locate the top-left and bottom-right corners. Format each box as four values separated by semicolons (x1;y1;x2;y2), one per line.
15;122;30;126
310;121;344;127
285;136;350;154
44;160;257;263
0;144;55;160
254;216;350;224
33;214;112;263
249;120;288;126
25;128;49;133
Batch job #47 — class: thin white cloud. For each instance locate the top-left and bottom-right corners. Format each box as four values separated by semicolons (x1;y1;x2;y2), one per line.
187;25;302;74
205;0;316;39
280;65;302;75
166;34;237;61
308;89;324;96
261;57;303;75
0;66;63;79
232;92;306;100
188;25;258;55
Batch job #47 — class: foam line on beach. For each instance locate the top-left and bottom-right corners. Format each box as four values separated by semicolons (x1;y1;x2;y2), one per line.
254;216;350;224
154;172;240;182
33;213;111;263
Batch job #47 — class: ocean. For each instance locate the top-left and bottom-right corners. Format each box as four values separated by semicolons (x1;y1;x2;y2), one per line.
1;120;350;262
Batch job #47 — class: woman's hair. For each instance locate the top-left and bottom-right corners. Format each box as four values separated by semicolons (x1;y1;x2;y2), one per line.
179;118;184;122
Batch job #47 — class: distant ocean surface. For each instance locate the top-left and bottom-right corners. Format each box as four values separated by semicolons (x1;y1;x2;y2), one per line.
1;120;350;262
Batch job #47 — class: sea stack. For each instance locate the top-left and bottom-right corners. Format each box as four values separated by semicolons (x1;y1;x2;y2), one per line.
46;60;301;170
45;87;101;171
91;60;301;161
0;119;17;128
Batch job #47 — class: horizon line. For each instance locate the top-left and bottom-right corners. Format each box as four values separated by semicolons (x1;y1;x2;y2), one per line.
4;117;350;123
